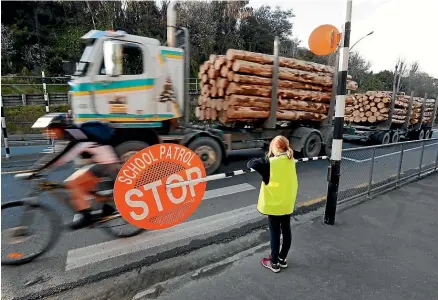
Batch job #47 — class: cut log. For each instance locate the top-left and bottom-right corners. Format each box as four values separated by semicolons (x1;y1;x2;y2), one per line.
231;73;331;92
218;88;224;97
382;97;391;103
214;57;225;70
208;68;220;79
202;74;208;83
220;66;229;78
222;106;326;121
374;111;380;117
225;83;332;103
359;112;365;117
226;49;335;74
354;116;362;123
365;111;373;117
226;95;329;114
211;108;217;120
353;110;360;117
368;116;377;123
377;102;386;109
379;107;389;113
370;107;378;113
209;55;216;64
361;116;368;122
232;60;333;86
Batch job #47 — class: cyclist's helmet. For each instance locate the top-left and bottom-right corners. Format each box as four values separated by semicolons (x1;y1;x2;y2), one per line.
32;113;71;140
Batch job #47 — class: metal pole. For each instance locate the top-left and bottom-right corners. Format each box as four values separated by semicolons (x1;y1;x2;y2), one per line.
181;27;190;128
418;140;425;178
387;64;398;126
396;143;404;187
1;96;11;158
324;0;352;225
435;141;438;171
42;71;49;113
367;147;375;197
264;36;279;129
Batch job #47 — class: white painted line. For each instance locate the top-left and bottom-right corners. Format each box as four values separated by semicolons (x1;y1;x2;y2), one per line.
65;204;261;271
203;183;255;200
342;142;438;163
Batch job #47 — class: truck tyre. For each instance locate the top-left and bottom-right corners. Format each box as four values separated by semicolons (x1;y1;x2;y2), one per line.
115;141;149;163
418;129;425;140
302;132;322;158
428;130;434;139
424;129;431;139
188;137;222;175
391;131;400;143
378;132;390;145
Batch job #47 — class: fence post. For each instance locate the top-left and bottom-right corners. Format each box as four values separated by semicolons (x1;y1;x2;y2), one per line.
42;71;49;113
435;140;438;171
367;147;375;198
396;143;404;187
1;96;11;158
21;94;27;105
418;140;425;178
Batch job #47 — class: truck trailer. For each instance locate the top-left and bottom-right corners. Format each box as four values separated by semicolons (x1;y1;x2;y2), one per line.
64;2;341;174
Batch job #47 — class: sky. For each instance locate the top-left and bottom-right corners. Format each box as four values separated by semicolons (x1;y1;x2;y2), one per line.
250;0;438;78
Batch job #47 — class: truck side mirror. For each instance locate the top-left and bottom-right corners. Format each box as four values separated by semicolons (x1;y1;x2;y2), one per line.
103;41;123;77
62;60;75;76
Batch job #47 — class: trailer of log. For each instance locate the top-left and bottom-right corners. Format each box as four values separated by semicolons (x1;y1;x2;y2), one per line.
196;50;358;124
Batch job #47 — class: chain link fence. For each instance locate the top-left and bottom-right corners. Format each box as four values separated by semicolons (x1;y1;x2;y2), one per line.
338;138;438;204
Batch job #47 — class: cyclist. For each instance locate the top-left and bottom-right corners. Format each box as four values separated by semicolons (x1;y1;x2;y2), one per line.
32;113;121;230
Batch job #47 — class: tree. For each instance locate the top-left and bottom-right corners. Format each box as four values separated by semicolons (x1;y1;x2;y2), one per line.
348;51;371;89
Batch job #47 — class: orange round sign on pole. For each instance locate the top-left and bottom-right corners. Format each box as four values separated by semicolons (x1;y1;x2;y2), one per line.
308;24;341;56
114;144;207;230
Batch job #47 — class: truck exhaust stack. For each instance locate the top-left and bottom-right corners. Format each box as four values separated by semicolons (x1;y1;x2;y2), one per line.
167;1;177;47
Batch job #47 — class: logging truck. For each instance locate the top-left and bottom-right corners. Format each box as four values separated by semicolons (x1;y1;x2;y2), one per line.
63;2;344;175
343;91;438;144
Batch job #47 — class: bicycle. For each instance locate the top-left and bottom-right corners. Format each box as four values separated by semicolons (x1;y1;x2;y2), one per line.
1;171;144;266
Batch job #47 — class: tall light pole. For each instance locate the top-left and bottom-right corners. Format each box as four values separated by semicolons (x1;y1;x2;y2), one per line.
350;31;374;51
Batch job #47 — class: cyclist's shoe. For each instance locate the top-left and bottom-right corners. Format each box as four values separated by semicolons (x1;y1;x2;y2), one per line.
69;209;99;230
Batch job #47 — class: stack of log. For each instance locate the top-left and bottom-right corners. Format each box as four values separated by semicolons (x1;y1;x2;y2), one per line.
410;97;423;125
344;91;412;124
422;98;436;125
195;49;358;123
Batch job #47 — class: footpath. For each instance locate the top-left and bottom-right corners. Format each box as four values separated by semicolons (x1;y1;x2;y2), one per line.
153;173;438;300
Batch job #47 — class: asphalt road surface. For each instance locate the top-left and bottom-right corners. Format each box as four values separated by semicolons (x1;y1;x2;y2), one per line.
1;135;438;299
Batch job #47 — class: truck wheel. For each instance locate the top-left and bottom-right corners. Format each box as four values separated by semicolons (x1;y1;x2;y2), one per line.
188;137;222;175
391;132;400;143
428;130;434;139
115;141;149;163
302;133;322;158
424;129;431;139
418;129;425;140
378;132;390;145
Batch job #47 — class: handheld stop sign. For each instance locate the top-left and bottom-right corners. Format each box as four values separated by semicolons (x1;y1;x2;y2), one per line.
308;24;341;56
114;144;206;230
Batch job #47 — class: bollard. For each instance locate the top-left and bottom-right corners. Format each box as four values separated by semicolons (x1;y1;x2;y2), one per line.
1;96;11;158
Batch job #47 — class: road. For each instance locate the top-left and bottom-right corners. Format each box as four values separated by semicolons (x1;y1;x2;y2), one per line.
1;134;438;300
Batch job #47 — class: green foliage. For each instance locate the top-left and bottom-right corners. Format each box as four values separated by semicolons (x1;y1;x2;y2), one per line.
4;104;70;134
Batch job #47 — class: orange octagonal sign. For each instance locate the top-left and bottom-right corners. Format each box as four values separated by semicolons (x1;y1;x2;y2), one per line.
114;144;207;230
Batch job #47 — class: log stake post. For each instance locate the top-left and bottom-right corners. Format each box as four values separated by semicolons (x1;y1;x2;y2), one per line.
403;91;414;129
430;96;438;127
324;0;352;225
419;93;427;126
264;36;279;129
387;65;398;127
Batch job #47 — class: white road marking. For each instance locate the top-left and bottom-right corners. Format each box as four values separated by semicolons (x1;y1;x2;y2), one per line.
65;203;261;271
203;183;255;200
342;142;438;163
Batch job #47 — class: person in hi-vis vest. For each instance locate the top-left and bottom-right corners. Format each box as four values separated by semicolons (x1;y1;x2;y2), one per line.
247;135;298;273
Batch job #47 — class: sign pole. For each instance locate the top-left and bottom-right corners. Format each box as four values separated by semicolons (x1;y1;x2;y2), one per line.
324;0;352;225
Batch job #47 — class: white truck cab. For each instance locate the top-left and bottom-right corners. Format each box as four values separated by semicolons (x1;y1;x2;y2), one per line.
69;29;184;129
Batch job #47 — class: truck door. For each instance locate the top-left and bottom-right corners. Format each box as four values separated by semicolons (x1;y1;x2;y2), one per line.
92;40;160;127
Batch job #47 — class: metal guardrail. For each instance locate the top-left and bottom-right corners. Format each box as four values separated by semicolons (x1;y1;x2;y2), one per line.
337;138;438;204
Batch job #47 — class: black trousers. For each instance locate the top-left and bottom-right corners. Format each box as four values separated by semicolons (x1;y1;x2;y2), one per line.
268;214;292;264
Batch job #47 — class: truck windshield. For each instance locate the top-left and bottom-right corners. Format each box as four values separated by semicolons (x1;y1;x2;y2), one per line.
73;40;96;77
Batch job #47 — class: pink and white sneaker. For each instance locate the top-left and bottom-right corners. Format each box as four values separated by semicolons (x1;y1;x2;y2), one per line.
261;257;280;273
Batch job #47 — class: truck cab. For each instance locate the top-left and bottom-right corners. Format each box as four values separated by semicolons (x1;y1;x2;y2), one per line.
69;30;184;129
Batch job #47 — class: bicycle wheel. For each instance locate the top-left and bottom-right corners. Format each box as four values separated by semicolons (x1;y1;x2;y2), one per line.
99;202;145;238
1;201;61;265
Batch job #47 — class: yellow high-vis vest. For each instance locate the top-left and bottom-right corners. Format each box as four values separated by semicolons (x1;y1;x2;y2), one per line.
257;155;298;216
